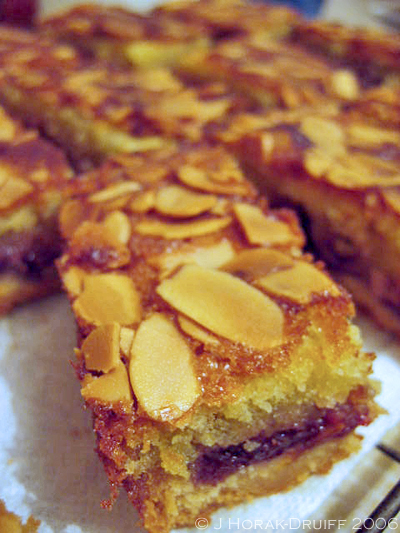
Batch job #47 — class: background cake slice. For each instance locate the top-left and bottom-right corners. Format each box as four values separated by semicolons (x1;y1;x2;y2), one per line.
58;144;379;533
0;26;250;166
0;103;72;314
218;97;400;336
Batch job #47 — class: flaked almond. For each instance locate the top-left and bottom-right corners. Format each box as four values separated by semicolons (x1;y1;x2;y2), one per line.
153;240;236;274
222;248;294;279
0;109;16;141
331;70;359;100
120;327;135;358
81;360;132;404
0;176;34;209
59;199;88;239
178;315;220;345
70;221;130;268
327;160;400;189
128;190;155;213
89;181;141;203
103;210;131;245
348;124;400;146
135;216;231;239
234;203;298;246
383;189;400;215
62;266;88;296
73;273;141;326
81;323;121;373
129;313;199;422
155;185;217;218
304;148;333;178
300;117;345;157
157;264;284;350
256;261;340;303
178;165;248;195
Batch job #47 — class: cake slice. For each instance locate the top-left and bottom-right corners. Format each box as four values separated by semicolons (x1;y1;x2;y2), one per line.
0;103;72;314
178;33;361;108
218;98;400;335
39;4;210;69
0;26;250;166
58;144;379;533
291;19;400;88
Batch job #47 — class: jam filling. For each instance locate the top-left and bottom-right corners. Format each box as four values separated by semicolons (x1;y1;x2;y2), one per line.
191;400;370;486
0;226;60;278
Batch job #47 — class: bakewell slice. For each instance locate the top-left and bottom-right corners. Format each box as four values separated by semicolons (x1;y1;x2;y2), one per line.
58;145;378;533
218;100;400;335
0;104;72;314
178;33;361;108
39;4;210;69
0;26;251;165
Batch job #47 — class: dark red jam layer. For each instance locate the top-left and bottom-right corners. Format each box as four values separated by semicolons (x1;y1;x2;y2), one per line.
0;226;61;278
191;399;371;486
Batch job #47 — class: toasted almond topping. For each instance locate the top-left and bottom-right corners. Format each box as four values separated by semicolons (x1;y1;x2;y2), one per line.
331;70;359;100
0;176;34;209
222;248;294;279
327;160;400;188
129;313;199;422
62;266;88;296
304;148;333;178
128;190;155;213
89;181;141;203
120;327;135;358
157;265;284;350
256;261;340;303
0;206;38;236
131;68;184;92
0;109;16;141
135;216;231;239
300;117;345;157
73;273;141;326
59;199;88;239
178;165;248;195
103;210;131;245
81;360;132;404
70;221;130;268
234;203;298;246
383;189;400;215
178;315;220;345
348;124;400;146
151;91;230;125
210;198;229;215
155;185;217;218
154;240;236;274
82;323;121;373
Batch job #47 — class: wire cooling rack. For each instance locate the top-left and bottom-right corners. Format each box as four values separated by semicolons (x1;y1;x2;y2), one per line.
356;444;400;533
